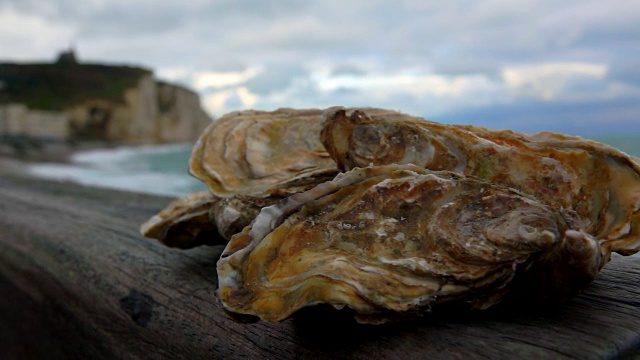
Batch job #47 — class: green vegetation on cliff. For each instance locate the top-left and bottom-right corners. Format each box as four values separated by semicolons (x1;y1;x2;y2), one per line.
0;62;151;110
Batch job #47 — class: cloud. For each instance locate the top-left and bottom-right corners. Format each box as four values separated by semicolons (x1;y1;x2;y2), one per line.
243;64;308;95
329;64;367;77
502;62;608;101
202;87;259;115
315;71;492;98
196;58;640;128
2;0;640;134
193;67;261;91
156;67;191;83
0;7;74;61
437;99;640;136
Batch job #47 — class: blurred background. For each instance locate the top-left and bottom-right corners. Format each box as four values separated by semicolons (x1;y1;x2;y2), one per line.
1;0;639;196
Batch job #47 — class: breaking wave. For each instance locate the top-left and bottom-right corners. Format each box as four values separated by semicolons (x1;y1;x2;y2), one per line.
28;143;206;197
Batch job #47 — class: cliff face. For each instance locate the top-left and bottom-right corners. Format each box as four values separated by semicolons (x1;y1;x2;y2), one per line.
0;62;212;144
156;82;211;143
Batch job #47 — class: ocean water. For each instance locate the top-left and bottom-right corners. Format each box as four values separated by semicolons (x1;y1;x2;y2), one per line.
28;143;206;197
590;135;640;158
27;135;640;197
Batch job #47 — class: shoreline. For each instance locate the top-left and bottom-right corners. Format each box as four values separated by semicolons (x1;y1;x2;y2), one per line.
0;140;203;197
0;157;30;177
0;140;120;163
0;141;116;178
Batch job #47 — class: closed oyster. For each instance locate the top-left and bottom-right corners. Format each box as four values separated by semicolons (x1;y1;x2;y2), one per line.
143;173;340;246
189;107;408;198
144;108;346;246
189;108;340;198
321;107;640;255
140;191;223;248
217;164;605;323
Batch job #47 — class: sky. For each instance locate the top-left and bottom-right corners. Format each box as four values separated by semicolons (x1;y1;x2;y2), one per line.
1;0;639;135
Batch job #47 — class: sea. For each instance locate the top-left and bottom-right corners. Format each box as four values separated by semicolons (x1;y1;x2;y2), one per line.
28;143;206;197
27;135;640;197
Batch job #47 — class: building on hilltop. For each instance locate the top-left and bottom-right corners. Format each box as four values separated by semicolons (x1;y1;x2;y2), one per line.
56;48;78;65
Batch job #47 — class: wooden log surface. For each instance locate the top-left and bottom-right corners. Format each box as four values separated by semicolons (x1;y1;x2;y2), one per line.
0;173;639;359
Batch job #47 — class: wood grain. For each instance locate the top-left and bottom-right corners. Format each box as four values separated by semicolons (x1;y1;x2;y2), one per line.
0;174;638;359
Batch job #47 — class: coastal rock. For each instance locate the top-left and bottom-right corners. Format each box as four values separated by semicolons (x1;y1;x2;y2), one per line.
0;59;212;144
65;75;211;144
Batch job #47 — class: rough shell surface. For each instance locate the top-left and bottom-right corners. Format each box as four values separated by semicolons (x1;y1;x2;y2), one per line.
142;172;340;245
321;107;640;256
212;172;337;241
188;108;409;198
212;195;280;242
189;108;340;198
217;164;606;323
139;191;224;248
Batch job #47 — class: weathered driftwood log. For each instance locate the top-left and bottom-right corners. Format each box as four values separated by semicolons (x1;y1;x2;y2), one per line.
0;174;639;359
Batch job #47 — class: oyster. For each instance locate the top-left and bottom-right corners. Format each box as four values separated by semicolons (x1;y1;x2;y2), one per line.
321;107;640;255
144;108;346;245
189;107;408;198
139;190;275;247
140;191;223;248
217;164;605;323
141;106;636;324
142;173;339;246
212;195;280;242
189;108;340;198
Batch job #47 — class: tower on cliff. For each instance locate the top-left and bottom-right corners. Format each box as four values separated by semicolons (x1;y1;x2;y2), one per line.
56;48;78;65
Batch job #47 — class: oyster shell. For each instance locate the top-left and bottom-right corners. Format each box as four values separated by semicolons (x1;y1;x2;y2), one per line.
189;108;340;198
140;191;224;248
189;107;409;198
141;106;634;324
144;108;347;246
321;107;640;255
212;195;280;242
143;173;340;246
211;171;340;240
217;164;605;323
140;191;277;247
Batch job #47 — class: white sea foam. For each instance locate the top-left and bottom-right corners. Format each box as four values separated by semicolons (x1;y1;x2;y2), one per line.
28;143;205;197
71;143;192;164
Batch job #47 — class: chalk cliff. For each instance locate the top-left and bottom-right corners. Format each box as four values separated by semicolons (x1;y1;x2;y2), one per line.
63;74;211;144
0;57;212;144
